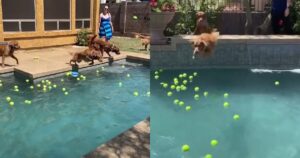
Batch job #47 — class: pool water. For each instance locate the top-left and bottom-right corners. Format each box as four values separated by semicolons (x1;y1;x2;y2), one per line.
151;69;300;158
0;60;150;158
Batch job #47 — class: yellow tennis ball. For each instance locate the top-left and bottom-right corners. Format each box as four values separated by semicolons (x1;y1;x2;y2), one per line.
204;154;213;158
53;84;57;88
163;83;168;88
133;91;139;96
180;85;187;91
0;83;3;87
224;93;229;98
146;91;151;96
62;88;66;92
233;114;240;120
127;74;131;77
14;85;18;89
186;106;192;111
223;102;230;108
204;91;208;97
275;81;280;86
61;79;64;82
64;92;69;95
181;144;190;152
193;72;198;76
26;79;30;83
167;91;173;96
170;85;176;90
118;82;123;87
210;139;219;147
154;71;159;75
183;80;188;85
194;94;200;100
6;97;11;102
179;101;185;106
30;86;34;89
37;84;41;88
174;99;179;105
176;86;181;92
9;101;14;106
194;86;200;92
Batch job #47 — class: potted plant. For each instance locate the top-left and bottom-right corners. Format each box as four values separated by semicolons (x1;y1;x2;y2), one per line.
150;0;178;45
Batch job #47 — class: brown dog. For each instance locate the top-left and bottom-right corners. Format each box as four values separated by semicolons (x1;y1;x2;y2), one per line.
88;35;120;57
70;47;103;66
0;41;20;67
194;12;212;35
133;33;150;50
192;32;219;59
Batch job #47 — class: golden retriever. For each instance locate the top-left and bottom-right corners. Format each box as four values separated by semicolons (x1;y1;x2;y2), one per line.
192;32;219;59
0;41;20;67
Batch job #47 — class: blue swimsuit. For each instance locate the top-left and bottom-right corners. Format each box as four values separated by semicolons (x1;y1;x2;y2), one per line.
99;14;113;41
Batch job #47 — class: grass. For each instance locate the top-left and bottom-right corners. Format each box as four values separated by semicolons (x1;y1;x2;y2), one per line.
110;36;149;54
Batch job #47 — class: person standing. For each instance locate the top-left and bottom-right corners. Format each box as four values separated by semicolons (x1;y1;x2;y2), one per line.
271;0;293;34
99;5;114;41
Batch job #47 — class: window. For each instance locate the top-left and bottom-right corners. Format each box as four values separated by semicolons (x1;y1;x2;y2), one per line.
44;0;70;31
1;0;36;32
76;0;91;29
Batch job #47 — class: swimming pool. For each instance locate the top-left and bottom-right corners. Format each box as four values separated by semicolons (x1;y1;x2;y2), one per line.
0;60;150;158
151;69;300;158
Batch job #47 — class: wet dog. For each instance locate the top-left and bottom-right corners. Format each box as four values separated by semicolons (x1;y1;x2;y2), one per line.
192;32;219;59
0;41;20;67
69;47;103;66
194;12;213;35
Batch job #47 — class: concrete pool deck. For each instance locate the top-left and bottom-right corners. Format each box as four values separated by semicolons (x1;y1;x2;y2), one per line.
151;35;300;70
0;45;149;79
84;117;150;158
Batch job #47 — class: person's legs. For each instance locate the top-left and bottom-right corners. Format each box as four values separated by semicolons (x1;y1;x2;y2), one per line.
283;16;294;34
271;12;281;34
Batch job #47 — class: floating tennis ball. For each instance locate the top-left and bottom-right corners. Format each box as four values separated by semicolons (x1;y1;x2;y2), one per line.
182;144;190;152
194;86;200;92
62;88;66;92
14;89;19;92
30;85;34;89
167;91;173;96
275;81;280;86
53;84;57;88
170;85;176;90
101;67;105;70
27;100;32;104
204;91;208;97
0;80;2;83
179;74;183;78
183;80;188;85
9;101;14;106
118;82;123;87
64;92;69;95
14;85;18;89
122;65;125;68
180;85;187;91
48;86;52;90
41;80;45;84
186;106;191;111
6;97;11;102
189;76;193;80
210;139;219;147
0;83;2;87
182;73;187;78
233;114;240;120
154;75;159;80
37;84;41;88
159;69;163;72
194;94;200;100
77;78;80;81
133;15;138;20
174;99;179;105
154;71;159;75
146;91;151;96
204;154;213;158
179;101;185;106
133;91;139;96
82;77;86;80
96;70;100;73
127;74;131;78
193;72;198;76
26;79;30;83
224;93;229;98
223;102;230;108
43;88;47;92
174;80;179;85
163;83;168;88
176;86;181;92
61;79;64;82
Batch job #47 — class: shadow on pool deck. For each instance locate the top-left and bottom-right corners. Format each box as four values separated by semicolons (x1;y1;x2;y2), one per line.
84;117;150;158
0;45;149;79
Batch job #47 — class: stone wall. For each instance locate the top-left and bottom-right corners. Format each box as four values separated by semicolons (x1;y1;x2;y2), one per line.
151;35;300;70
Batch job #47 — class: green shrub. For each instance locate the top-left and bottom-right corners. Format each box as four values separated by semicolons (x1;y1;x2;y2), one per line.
290;0;300;34
76;29;90;46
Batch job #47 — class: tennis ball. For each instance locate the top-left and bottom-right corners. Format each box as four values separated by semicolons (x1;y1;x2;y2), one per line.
275;81;280;86
61;79;64;82
174;80;179;85
182;73;187;78
122;65;125;68
53;84;57;88
154;71;159;75
96;70;100;73
127;74;131;78
194;94;200;100
0;80;2;83
64;92;69;95
183;80;188;85
6;97;11;102
133;91;139;96
180;85;187;91
133;15;138;20
170;85;176;90
210;139;219;147
0;83;2;87
27;100;32;104
43;88;47;92
167;91;173;96
233;114;240;120
193;72;198;76
179;101;185;106
174;99;179;105
119;82;123;87
62;88;66;92
154;75;159;80
77;78;80;81
182;144;190;152
26;79;30;83
159;69;163;72
37;84;41;88
101;67;105;70
186;106;191;111
41;80;45;84
204;154;213;158
30;86;34;89
146;91;151;96
224;93;229;98
179;74;183;78
9;101;14;106
189;76;193;80
48;86;52;90
223;102;230;108
176;86;181;92
14;85;18;89
163;83;168;88
15;89;19;92
194;86;200;92
204;91;208;97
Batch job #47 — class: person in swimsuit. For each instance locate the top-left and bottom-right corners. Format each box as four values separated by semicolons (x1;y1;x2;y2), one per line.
271;0;293;34
99;5;114;41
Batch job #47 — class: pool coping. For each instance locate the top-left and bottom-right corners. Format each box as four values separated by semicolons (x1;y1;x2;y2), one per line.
83;117;150;158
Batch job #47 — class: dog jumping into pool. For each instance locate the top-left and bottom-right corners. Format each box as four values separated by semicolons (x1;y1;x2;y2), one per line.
0;41;20;68
192;32;219;59
69;46;103;66
88;35;120;59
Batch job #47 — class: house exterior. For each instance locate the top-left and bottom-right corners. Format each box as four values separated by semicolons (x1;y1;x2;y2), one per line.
0;0;100;49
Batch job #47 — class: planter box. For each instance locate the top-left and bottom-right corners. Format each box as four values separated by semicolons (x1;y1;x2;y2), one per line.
150;12;175;45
